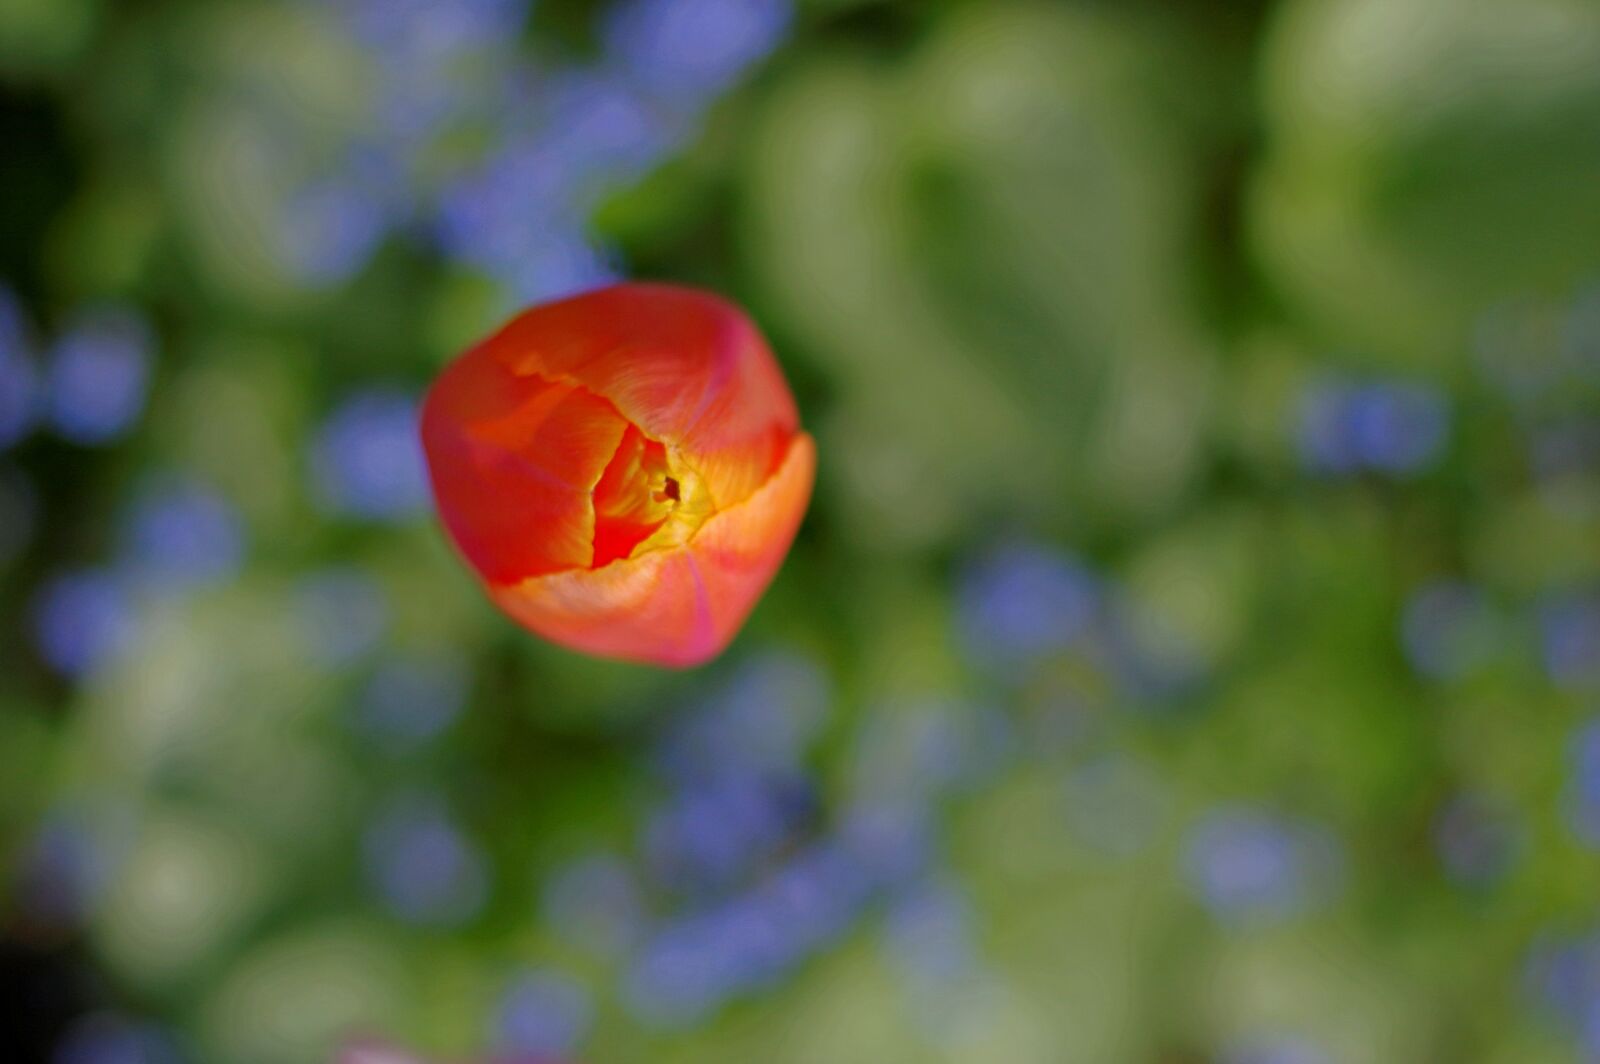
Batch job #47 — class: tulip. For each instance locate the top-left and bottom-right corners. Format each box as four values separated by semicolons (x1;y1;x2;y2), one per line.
421;283;814;667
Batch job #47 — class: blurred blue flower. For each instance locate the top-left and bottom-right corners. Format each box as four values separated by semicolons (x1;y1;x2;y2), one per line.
1062;756;1169;858
658;650;829;781
539;70;679;189
1299;377;1448;477
30;569;135;677
1525;931;1600;1055
1400;580;1499;682
542;852;643;959
0;465;38;566
494;969;593;1058
756;840;871;951
839;799;934;891
292;567;389;666
280;179;391;285
54;1014;183;1064
603;0;792;104
45;306;153;445
0;286;39;448
354;651;470;749
1183;807;1343;924
310;390;430;520
1539;593;1600;691
643;769;815;893
957;541;1098;670
1223;1034;1331;1064
1346;383;1448;473
1433;791;1520;889
363;795;489;926
120;479;245;591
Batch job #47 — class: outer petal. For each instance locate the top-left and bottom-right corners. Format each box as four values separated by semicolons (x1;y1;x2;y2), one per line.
488;433;815;667
478;284;799;508
421;353;628;581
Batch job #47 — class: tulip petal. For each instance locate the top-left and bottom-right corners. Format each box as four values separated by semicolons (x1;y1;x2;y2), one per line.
482;284;798;509
489;432;815;666
421;355;628;580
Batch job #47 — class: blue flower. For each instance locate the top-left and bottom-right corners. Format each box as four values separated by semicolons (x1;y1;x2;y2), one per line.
643;769;815;893
30;569;135;678
1525;930;1600;1056
363;795;489;926
603;0;793;104
494;969;594;1058
45;306;153;445
1539;593;1600;691
120;479;245;591
353;651;470;749
1183;806;1343;924
957;541;1098;670
1298;376;1448;477
1400;580;1499;682
658;650;829;780
292;568;389;666
309;390;430;521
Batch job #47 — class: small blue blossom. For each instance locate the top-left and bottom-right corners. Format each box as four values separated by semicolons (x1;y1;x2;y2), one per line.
354;651;470;749
363;795;489;926
1539;593;1600;691
643;769;815;893
494;969;594;1058
292;567;389;667
1298;376;1448;477
120;479;245;590
603;0;793;104
1183;806;1343;924
30;569;136;678
309;390;430;521
45;306;153;445
657;650;829;782
957;541;1098;670
838;799;934;890
1400;580;1499;682
542;852;643;959
1525;930;1600;1056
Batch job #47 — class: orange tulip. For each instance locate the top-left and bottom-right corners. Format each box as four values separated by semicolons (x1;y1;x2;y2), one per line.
421;283;814;668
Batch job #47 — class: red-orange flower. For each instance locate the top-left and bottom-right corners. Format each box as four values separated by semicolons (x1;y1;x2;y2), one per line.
420;283;814;668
